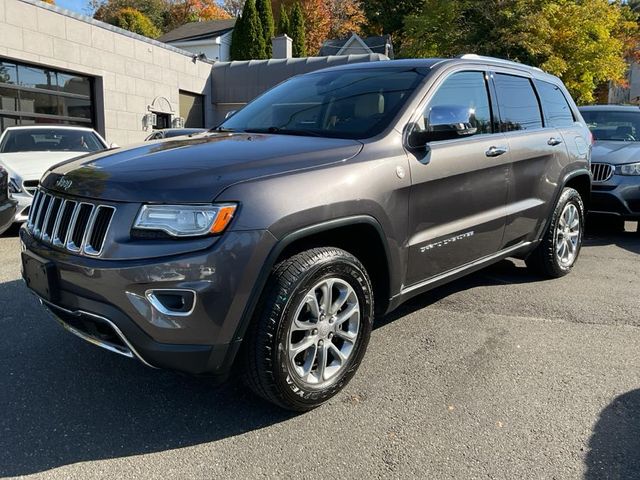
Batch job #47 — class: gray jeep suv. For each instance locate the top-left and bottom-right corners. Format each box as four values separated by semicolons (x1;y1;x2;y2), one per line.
20;56;591;410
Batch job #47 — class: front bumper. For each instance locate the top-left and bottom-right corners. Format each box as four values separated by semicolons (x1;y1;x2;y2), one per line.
20;227;278;375
590;175;640;219
13;192;32;223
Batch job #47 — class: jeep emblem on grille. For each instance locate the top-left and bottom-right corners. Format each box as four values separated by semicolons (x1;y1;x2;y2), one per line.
55;177;73;190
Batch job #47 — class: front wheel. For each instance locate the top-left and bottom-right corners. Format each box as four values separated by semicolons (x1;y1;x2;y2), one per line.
526;187;585;278
242;247;374;411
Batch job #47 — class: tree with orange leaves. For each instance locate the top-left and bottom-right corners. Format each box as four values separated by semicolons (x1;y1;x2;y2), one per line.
328;0;366;39
166;0;232;31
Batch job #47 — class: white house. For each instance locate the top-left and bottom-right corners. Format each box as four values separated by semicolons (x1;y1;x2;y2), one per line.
319;33;394;59
158;19;236;62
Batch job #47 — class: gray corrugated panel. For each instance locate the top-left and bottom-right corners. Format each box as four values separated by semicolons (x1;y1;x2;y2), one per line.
211;54;389;104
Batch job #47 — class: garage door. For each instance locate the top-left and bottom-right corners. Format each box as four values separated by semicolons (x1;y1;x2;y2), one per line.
0;58;95;134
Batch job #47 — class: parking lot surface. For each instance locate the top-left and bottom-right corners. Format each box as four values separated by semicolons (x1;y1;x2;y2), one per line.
1;223;639;479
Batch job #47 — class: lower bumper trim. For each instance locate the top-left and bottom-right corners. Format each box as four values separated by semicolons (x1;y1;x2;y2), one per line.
39;297;157;368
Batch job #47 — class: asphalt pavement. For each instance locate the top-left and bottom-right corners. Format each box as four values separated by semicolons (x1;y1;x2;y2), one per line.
1;221;639;479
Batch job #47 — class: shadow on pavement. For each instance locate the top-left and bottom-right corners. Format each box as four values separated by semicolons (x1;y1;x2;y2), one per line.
585;389;640;479
0;223;21;237
0;279;294;477
584;216;640;255
376;257;544;330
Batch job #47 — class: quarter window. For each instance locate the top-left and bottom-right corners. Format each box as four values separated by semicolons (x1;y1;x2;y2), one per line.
494;74;543;131
535;80;575;128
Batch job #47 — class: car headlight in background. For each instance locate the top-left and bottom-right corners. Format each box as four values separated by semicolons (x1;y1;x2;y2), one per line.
8;178;21;194
619;162;640;176
133;204;237;237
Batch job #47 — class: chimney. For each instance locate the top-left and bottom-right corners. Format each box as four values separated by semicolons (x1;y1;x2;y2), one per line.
272;35;293;59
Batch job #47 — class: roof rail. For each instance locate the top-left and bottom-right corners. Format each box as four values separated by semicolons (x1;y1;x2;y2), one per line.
458;54;544;72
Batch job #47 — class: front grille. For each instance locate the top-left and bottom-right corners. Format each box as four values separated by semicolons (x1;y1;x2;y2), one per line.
23;180;39;196
27;190;115;256
591;163;614;183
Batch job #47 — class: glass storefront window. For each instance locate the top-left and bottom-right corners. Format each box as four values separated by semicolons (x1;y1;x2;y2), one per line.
0;58;95;134
0;62;17;85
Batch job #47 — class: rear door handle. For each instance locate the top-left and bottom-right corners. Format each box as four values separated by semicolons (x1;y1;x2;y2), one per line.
548;137;563;146
485;146;508;157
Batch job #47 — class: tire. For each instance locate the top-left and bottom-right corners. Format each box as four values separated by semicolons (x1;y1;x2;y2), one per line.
242;247;374;411
526;187;585;278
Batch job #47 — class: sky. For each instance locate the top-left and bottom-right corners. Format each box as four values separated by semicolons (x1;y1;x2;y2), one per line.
56;0;91;15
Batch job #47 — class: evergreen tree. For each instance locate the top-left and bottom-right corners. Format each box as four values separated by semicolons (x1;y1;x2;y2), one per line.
256;0;275;57
230;0;267;60
230;7;245;59
278;3;290;35
290;2;306;57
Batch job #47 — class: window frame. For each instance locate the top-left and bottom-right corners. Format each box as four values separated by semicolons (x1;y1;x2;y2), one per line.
404;68;500;149
489;70;545;133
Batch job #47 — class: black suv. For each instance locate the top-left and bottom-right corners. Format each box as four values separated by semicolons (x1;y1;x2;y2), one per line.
21;56;591;410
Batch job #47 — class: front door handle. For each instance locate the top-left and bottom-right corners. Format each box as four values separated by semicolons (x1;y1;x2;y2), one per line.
485;146;508;157
548;137;563;146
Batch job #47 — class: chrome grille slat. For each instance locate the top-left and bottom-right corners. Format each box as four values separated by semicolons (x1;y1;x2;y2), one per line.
84;206;116;256
27;189;115;258
67;203;94;252
591;162;613;183
27;190;42;227
34;195;52;238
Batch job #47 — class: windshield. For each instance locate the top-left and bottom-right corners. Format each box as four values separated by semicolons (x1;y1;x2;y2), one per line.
219;67;427;139
0;129;105;153
581;110;640;142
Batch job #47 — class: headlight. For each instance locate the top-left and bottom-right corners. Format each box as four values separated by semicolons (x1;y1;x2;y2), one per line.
620;162;640;176
8;178;21;194
133;204;237;237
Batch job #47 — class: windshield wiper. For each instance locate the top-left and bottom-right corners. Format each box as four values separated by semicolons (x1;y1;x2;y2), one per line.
244;127;323;137
210;126;238;133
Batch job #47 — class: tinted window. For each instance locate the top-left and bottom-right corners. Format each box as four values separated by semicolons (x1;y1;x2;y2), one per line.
494;74;542;131
221;68;426;139
420;71;493;137
0;129;105;153
535;80;574;127
580;110;640;142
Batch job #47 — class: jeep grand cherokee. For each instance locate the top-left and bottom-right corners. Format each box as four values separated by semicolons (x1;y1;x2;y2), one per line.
21;55;592;411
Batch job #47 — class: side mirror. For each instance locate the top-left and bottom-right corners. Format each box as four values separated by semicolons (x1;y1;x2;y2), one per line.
407;105;477;149
109;143;119;149
224;110;237;120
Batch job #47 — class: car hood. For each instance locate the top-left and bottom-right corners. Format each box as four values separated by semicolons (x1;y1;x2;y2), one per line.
0;151;88;181
591;141;640;165
41;133;363;202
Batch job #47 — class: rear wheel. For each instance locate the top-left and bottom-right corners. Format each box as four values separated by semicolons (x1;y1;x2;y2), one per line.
526;187;585;278
242;247;374;411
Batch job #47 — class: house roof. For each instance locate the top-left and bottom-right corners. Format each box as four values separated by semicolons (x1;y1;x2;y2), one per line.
319;34;394;58
158;19;236;43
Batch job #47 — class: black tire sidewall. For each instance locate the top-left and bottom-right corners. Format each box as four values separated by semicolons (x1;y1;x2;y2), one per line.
271;255;373;409
548;188;585;274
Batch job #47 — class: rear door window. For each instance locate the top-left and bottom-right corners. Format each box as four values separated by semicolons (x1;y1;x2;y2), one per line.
493;74;543;131
535;80;575;128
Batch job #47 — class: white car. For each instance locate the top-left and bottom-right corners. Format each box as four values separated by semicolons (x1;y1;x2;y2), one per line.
0;126;110;223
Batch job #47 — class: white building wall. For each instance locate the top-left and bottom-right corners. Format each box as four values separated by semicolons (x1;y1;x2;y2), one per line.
169;41;222;61
0;0;213;146
168;33;233;62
